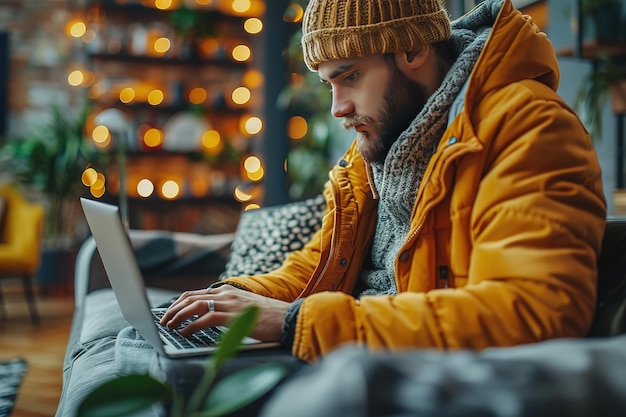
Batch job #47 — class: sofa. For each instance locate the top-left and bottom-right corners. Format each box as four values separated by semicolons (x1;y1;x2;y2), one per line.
56;194;626;417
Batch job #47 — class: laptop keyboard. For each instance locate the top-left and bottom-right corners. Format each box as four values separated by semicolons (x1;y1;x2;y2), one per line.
152;310;223;350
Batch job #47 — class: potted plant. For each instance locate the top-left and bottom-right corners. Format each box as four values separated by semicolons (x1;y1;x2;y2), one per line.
76;306;287;417
0;100;105;288
574;53;626;142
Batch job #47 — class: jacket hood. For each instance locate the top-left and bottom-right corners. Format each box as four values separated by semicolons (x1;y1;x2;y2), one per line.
454;0;559;103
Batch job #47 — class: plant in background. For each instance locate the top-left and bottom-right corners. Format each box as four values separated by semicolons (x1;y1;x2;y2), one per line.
278;5;350;200
169;4;217;57
580;0;622;42
574;53;626;142
76;306;287;417
0;101;104;249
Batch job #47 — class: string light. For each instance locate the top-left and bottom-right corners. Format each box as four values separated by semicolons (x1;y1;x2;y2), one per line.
155;0;174;10
119;87;136;104
288;116;308;140
284;3;304;23
67;20;87;38
231;86;251;105
153;37;171;55
90;173;106;198
137;179;155;197
201;130;222;152
161;180;181;199
244;203;260;211
247;167;264;181
67;70;84;87
243;69;264;89
148;89;164;105
142;127;164;148
243;155;261;172
234;186;253;202
231;44;251;62
244;18;263;34
242;116;263;135
81;168;98;186
92;125;111;147
232;0;251;13
189;87;208;104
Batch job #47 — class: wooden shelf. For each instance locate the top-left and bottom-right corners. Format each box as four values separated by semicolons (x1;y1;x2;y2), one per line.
90;99;248;114
557;40;626;60
87;51;247;68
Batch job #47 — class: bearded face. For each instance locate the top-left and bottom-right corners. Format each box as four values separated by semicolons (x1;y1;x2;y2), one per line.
340;57;428;163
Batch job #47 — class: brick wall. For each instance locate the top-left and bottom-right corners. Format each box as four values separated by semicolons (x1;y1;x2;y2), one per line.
0;0;85;140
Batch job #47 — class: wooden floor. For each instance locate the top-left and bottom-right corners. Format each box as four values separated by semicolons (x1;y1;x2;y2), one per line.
0;280;74;417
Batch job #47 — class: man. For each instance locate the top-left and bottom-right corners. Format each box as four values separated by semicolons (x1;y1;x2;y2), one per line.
161;0;607;363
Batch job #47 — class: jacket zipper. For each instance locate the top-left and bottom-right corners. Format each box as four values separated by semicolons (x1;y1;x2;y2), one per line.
307;175;342;294
400;142;467;290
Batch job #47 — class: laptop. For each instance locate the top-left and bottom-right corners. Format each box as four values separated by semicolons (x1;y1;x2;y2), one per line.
80;197;279;358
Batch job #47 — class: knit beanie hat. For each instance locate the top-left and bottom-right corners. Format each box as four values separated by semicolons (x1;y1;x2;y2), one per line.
301;0;452;71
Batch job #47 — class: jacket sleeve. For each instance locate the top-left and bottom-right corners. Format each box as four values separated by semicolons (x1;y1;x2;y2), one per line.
291;84;607;363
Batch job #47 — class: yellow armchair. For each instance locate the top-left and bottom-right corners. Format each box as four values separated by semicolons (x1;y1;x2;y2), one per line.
0;184;45;324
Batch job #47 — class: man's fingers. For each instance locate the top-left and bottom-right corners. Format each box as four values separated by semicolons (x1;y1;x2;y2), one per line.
168;289;212;310
177;312;231;337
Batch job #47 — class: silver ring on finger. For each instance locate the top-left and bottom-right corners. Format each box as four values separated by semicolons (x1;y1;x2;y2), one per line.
207;299;215;313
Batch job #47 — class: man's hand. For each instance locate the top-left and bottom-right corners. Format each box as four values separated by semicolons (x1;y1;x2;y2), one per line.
159;284;290;342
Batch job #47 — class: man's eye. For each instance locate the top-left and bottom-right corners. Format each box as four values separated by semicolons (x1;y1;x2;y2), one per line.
345;72;358;81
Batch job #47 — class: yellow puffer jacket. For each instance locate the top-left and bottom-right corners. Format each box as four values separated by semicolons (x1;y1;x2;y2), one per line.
224;0;607;362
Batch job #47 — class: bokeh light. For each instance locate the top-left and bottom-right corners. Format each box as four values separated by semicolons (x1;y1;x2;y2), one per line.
161;180;180;199
242;69;264;89
244;18;263;34
232;44;251;62
92;125;111;147
232;0;251;13
243;155;261;172
153;37;171;55
202;129;222;151
189;87;208;104
90;173;106;198
137;179;155;197
68;20;87;38
81;168;98;186
284;3;304;23
288;116;308;140
142;127;164;148
244;203;261;211
119;87;136;104
155;0;174;10
242;116;263;135
231;86;251;105
148;89;164;105
234;186;252;202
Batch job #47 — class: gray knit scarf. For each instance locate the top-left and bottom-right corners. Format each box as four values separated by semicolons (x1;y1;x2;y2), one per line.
357;9;495;297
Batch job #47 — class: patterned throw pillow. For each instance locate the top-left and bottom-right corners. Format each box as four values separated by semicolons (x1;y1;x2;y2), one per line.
220;194;326;279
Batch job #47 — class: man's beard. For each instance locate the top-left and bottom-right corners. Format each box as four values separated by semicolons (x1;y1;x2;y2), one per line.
342;64;427;163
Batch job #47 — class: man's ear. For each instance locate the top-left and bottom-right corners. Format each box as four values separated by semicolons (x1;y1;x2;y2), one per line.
394;47;430;77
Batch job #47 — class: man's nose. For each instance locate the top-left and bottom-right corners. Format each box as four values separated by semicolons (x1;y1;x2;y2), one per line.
331;93;354;118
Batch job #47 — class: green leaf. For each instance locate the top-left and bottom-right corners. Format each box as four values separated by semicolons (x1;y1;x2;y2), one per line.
76;374;172;417
186;306;261;414
211;306;259;370
200;365;288;417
